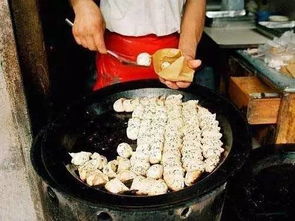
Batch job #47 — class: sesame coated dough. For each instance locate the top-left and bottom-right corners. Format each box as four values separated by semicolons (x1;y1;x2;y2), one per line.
70;94;223;195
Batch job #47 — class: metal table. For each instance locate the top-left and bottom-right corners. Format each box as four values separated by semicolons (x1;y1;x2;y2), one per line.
204;27;270;49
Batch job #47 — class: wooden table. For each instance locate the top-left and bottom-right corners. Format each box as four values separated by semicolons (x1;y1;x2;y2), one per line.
228;53;295;144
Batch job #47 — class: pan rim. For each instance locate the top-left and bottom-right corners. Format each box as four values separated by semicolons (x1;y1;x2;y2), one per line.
33;80;251;208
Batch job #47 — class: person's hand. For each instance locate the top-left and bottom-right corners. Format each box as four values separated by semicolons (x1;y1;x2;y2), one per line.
159;55;202;89
72;0;107;53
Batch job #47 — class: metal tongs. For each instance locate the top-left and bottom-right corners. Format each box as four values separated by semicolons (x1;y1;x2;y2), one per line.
65;19;148;67
105;50;143;66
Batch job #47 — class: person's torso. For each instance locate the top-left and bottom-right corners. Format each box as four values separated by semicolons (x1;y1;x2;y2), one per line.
100;0;186;37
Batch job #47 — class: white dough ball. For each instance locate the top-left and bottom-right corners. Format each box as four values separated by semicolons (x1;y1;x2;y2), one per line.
113;98;125;112
146;164;163;179
149;149;162;164
130;98;140;109
117;143;133;158
161;61;171;69
123;99;133;112
136;52;151;66
130;161;150;176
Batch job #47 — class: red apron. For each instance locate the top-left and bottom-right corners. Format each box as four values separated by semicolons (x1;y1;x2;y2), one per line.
93;31;179;90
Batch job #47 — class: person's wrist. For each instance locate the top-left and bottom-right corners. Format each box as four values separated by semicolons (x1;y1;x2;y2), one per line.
180;47;196;60
179;37;197;59
73;0;94;14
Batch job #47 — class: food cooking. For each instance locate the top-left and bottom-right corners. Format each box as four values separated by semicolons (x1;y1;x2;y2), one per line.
69;94;223;195
11;0;295;219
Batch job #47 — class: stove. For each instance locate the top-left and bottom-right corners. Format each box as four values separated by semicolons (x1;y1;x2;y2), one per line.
31;80;251;221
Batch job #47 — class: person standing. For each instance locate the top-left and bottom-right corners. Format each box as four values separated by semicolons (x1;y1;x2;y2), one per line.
70;0;206;90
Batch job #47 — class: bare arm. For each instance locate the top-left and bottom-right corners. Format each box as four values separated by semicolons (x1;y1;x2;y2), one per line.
70;0;107;53
179;0;206;59
161;0;206;89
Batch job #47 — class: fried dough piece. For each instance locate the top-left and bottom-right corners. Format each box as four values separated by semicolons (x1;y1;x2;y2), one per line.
105;178;129;194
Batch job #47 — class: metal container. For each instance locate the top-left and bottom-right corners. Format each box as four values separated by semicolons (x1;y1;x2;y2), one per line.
40;184;226;221
221;0;244;11
31;80;251;221
226;144;295;220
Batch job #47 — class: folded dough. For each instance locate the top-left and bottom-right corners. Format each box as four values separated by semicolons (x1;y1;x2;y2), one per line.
153;48;194;82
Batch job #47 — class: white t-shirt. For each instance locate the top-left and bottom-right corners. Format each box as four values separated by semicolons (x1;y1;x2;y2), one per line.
100;0;186;37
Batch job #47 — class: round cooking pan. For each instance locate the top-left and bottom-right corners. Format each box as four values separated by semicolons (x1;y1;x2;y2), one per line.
33;80;251;209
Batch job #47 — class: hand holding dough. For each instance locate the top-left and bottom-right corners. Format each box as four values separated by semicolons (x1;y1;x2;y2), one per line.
153;48;194;82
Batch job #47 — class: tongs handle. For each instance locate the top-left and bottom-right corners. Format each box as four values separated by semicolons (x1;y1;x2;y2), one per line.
65;18;74;27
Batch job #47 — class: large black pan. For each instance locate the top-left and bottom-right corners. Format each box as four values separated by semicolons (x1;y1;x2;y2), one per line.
33;80;250;209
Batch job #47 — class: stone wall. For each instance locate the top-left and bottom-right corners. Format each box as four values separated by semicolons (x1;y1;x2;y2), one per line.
0;0;44;220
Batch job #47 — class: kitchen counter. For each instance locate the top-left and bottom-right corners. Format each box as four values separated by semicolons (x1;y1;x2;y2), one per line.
228;51;295;144
202;23;295;144
204;27;270;48
236;50;295;92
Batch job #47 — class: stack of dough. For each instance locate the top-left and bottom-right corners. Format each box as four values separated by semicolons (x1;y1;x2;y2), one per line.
197;107;224;173
70;94;224;196
162;95;185;191
182;100;204;186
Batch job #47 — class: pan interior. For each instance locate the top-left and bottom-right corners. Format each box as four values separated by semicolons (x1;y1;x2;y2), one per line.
45;88;233;195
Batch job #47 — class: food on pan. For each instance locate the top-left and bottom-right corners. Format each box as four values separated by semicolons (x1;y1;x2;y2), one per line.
90;152;107;170
69;151;92;166
105;178;129;194
113;98;125;112
131;176;168;196
117;143;133;158
146;164;163;179
86;170;109;186
117;156;131;172
126;118;141;140
103;160;118;178
70;94;224;195
122;99;134;112
130;160;150;176
113;98;138;112
117;170;137;183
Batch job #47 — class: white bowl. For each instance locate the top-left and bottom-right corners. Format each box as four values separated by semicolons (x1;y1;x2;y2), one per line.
269;15;289;22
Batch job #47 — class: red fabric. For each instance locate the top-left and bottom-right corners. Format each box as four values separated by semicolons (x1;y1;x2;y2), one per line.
93;31;179;90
